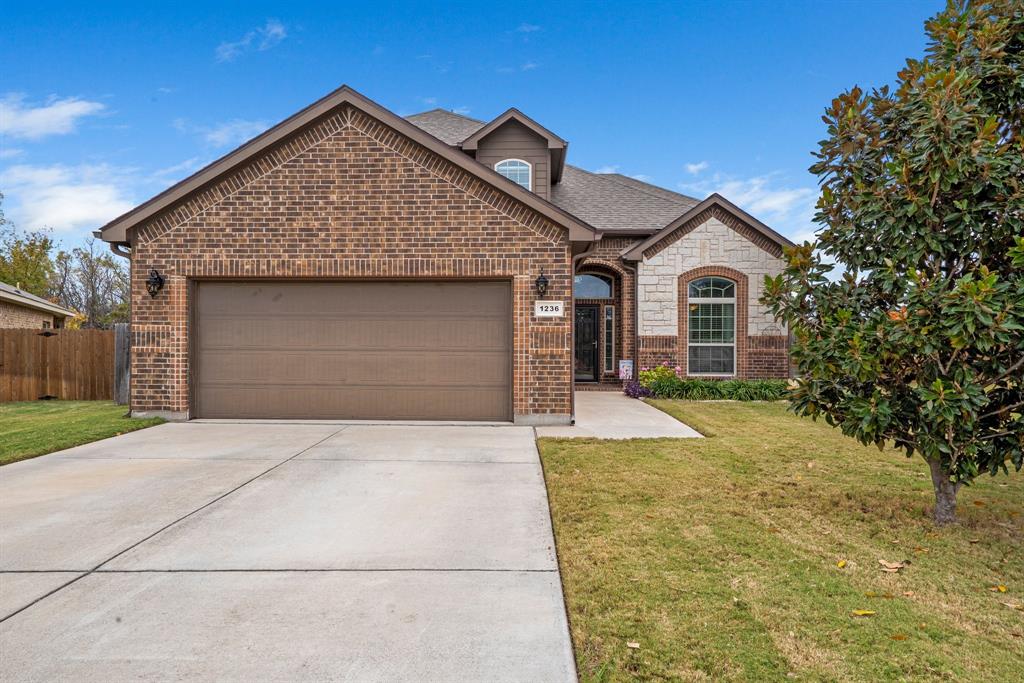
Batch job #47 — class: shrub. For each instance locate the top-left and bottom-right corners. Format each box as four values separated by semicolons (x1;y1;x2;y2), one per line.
627;362;789;401
623;380;652;399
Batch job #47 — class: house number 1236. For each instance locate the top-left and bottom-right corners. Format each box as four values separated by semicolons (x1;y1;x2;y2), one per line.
534;301;565;318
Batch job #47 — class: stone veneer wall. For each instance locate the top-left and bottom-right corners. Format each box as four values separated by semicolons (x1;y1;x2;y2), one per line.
635;215;789;377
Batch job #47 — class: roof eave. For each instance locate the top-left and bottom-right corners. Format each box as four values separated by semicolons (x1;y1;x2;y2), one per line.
0;291;77;318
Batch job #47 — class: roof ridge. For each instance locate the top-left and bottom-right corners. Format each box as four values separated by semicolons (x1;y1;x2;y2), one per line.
406;108;486;124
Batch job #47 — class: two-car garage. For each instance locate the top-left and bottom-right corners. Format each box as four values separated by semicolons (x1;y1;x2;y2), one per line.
193;281;512;421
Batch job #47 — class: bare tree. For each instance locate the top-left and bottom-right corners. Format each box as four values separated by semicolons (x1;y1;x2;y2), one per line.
53;238;129;328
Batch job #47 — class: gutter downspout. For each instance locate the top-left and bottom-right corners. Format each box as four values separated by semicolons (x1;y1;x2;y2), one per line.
622;259;640;384
569;239;600;425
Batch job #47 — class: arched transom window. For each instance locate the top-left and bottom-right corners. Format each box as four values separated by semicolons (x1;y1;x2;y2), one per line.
574;273;613;299
687;276;736;375
495;159;531;190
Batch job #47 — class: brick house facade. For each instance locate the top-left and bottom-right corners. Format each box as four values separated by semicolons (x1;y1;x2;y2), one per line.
0;283;76;329
98;86;791;422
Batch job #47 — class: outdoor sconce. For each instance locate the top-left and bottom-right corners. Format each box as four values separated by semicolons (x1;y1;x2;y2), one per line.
146;269;165;298
535;271;549;297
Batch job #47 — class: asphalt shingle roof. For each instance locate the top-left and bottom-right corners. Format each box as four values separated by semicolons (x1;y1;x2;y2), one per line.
405;109;486;145
405;108;699;233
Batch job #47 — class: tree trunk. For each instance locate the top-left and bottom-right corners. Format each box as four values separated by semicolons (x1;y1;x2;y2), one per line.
926;457;960;525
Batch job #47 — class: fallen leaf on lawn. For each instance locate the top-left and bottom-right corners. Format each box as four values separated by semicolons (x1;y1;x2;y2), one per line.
767;527;780;533
1001;602;1023;611
626;641;640;649
903;591;915;597
991;585;1008;593
879;560;907;572
864;591;878;598
891;633;907;641
851;610;876;617
973;500;986;507
969;538;981;544
837;560;847;569
913;546;928;554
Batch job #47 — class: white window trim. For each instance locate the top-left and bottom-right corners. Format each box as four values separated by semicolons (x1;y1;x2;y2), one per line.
494;158;532;191
686;291;737;378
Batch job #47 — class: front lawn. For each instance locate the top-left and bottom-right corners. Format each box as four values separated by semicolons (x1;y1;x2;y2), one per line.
0;401;164;466
539;401;1023;682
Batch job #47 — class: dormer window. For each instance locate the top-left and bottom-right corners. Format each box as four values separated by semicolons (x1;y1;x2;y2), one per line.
495;159;532;190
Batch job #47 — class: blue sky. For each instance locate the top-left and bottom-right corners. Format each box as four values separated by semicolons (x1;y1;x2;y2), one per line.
1;0;940;248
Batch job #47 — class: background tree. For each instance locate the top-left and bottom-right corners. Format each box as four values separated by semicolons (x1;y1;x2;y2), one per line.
52;239;130;328
0;193;56;297
763;0;1023;524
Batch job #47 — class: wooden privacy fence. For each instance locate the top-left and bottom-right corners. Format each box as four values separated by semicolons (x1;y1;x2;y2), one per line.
0;327;125;402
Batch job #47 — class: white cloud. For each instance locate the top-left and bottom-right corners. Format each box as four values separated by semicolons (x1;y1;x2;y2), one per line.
594;165;619;174
216;20;287;62
685;161;708;175
202;119;267;147
0;164;135;233
515;23;541;33
0;94;105;140
631;174;653;182
680;172;819;243
420;96;438;106
0;148;23;159
452;106;471;115
152;156;206;182
497;62;540;74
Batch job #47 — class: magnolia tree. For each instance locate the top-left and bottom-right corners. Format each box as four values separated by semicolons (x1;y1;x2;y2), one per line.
763;0;1023;524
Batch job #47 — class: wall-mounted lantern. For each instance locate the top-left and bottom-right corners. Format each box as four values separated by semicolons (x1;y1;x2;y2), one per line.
535;271;549;297
146;269;165;298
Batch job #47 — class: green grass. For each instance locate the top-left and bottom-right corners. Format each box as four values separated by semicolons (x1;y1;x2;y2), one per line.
538;401;1023;682
0;401;164;465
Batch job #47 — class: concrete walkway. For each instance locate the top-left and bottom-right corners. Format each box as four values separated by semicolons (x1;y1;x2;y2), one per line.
0;424;575;682
536;391;703;439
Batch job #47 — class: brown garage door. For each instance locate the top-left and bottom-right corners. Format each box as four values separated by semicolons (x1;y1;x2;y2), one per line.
194;281;512;420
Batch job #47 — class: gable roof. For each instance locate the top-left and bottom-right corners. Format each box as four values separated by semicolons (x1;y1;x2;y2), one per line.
551;166;700;234
405;109;704;234
0;281;77;319
460;108;568;182
96;86;598;244
621;193;796;261
404;109;486;145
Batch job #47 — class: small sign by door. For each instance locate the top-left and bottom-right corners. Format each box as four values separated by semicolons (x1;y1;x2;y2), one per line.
619;360;634;380
534;300;565;318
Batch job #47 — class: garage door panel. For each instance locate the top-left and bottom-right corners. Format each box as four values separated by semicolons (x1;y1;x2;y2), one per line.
195;281;511;420
196;386;510;421
198;350;510;386
198;318;508;351
199;282;508;317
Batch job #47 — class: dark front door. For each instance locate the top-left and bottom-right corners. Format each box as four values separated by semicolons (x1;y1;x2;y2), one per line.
575;305;599;382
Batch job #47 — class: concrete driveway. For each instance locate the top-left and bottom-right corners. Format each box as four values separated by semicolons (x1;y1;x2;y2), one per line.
0;423;576;682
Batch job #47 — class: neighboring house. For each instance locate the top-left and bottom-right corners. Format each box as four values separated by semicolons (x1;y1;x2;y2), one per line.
0;281;76;329
96;86;792;423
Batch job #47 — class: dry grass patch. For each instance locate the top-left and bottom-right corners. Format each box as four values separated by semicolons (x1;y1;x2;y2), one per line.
539;401;1022;682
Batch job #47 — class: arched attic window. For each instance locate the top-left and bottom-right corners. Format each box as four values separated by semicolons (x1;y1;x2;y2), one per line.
495;159;532;190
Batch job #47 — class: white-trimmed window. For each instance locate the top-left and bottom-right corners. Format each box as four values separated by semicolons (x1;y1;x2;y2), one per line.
495;159;531;190
687;276;736;375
